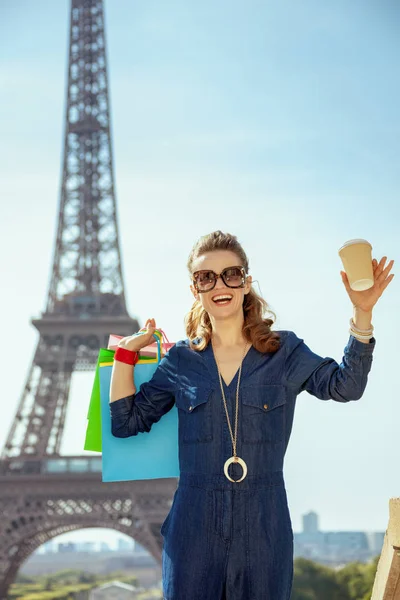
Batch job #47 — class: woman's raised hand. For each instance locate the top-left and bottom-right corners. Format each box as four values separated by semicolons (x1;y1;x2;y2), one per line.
117;318;157;353
340;256;395;312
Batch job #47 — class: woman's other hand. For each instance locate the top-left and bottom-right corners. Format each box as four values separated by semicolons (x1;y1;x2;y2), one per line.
340;256;395;312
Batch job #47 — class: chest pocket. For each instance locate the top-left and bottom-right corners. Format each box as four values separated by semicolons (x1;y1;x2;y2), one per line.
175;386;213;444
241;384;286;444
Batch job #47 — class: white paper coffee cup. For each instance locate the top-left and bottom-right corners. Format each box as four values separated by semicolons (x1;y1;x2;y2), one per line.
338;239;374;291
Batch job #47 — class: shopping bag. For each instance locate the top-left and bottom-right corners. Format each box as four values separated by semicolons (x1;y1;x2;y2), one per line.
83;329;175;454
83;330;170;452
84;349;114;452
100;332;179;482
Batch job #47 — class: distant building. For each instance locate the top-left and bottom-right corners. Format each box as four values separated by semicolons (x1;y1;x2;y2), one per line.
133;542;146;554
117;537;134;552
367;531;386;556
76;541;96;553
58;542;76;553
294;511;385;565
303;511;319;534
89;581;142;599
99;542;111;553
323;531;370;562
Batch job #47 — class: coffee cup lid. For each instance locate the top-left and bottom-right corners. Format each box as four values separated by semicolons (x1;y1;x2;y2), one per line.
338;239;372;253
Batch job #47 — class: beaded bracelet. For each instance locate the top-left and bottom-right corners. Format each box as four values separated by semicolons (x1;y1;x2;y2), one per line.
114;347;139;365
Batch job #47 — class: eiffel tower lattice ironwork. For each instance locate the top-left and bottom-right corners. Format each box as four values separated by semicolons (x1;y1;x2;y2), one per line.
0;1;176;596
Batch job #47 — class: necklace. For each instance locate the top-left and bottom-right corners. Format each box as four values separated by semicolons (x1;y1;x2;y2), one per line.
212;340;249;483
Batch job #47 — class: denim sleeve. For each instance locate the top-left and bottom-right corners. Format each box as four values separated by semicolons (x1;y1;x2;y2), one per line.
110;343;179;437
283;330;375;401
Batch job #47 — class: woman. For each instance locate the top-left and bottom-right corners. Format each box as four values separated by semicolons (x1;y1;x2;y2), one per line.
109;231;394;600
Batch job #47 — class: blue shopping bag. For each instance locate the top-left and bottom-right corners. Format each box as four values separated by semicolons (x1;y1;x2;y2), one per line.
100;333;179;482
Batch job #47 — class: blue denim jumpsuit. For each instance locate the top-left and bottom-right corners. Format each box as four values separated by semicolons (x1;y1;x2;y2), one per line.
110;330;375;600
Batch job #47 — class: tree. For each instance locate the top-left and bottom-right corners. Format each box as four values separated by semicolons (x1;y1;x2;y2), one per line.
292;558;350;600
336;556;379;600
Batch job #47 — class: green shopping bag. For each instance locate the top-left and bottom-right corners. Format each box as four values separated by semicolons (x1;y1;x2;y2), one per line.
84;348;114;452
83;329;171;453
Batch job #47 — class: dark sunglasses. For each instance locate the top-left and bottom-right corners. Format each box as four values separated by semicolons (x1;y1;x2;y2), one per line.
192;266;247;293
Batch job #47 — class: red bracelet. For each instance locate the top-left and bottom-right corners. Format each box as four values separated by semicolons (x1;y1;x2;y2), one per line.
114;347;139;365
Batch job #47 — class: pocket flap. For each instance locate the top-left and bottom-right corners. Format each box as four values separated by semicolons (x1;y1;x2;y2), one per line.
176;386;211;413
241;384;286;412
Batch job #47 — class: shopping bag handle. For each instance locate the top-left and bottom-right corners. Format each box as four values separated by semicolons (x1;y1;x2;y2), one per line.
137;328;170;350
107;329;173;361
132;330;162;363
138;327;167;338
159;328;171;344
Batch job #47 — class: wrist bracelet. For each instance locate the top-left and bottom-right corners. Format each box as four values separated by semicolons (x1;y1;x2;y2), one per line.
349;330;373;339
349;328;373;338
349;325;373;337
349;318;374;334
114;347;139;365
349;329;373;341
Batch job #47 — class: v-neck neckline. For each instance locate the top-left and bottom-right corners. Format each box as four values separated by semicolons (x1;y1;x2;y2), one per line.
207;342;254;388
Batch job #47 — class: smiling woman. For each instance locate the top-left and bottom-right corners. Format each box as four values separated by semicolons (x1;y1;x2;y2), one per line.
186;231;281;353
109;230;388;600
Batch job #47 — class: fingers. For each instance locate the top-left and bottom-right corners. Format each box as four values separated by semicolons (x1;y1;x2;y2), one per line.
340;271;352;293
381;273;395;291
383;260;395;279
149;318;156;330
143;318;157;338
373;257;395;283
144;318;156;328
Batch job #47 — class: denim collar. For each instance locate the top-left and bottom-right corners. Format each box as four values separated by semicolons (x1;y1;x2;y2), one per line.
200;342;266;388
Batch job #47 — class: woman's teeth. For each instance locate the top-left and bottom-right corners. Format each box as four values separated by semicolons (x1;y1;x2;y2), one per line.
212;295;233;305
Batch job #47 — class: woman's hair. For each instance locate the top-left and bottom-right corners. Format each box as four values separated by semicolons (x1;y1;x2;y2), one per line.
185;230;281;353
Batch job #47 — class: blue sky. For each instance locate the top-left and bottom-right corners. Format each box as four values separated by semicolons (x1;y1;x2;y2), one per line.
0;0;399;549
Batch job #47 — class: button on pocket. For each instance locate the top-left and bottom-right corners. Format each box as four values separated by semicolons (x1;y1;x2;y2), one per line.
175;386;213;444
241;384;286;444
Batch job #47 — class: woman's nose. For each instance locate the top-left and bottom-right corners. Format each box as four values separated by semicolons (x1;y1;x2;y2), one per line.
214;275;228;290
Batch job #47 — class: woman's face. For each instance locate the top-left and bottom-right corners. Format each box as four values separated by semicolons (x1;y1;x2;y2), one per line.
190;250;252;321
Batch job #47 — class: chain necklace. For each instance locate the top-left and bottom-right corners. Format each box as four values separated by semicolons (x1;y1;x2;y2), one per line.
212;340;249;483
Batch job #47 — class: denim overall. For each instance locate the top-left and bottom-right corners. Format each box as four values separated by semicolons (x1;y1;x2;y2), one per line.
110;330;375;599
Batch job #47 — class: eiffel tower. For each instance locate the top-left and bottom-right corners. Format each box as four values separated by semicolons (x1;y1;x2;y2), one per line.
0;1;177;596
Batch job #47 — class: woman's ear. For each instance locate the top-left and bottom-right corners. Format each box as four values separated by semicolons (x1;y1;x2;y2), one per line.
190;284;199;301
244;275;252;295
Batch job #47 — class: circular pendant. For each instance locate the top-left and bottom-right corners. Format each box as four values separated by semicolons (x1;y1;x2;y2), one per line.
224;456;247;483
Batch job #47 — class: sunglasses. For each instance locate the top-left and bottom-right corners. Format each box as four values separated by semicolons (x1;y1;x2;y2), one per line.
192;266;247;293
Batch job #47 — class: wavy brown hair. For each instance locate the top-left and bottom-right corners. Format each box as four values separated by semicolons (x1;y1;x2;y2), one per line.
185;231;281;353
